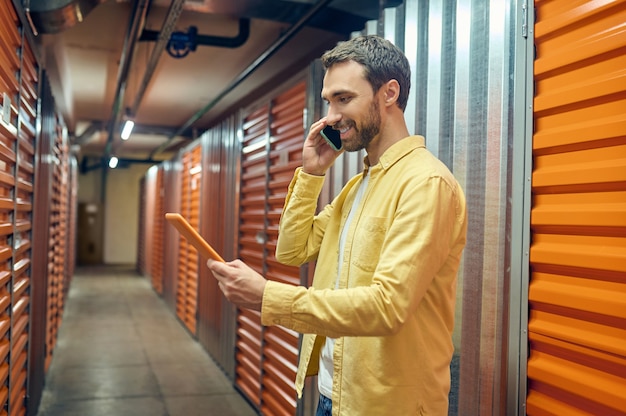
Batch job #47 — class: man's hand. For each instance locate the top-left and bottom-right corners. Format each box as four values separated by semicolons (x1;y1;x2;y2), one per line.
302;118;343;176
207;259;267;311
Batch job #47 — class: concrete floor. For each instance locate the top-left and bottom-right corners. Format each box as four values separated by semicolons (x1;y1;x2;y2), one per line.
36;266;258;416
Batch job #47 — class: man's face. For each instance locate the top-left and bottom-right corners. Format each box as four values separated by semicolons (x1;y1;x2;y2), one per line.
321;61;382;152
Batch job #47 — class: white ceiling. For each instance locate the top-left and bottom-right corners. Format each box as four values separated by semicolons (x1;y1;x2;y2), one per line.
30;0;391;165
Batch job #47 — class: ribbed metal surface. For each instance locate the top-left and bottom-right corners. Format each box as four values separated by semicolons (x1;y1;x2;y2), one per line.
236;103;269;408
150;167;164;294
261;81;305;416
176;144;202;335
137;177;146;275
0;2;20;413
234;81;307;413
365;1;529;414
46;118;70;383
143;166;157;286
161;158;182;312
31;72;58;416
10;23;38;416
197;117;236;374
528;0;626;414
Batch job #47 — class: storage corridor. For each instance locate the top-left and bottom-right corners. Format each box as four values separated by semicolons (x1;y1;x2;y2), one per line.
36;266;257;416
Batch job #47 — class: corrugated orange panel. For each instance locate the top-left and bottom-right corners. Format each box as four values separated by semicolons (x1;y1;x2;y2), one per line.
176;146;202;335
236;105;269;409
260;81;305;416
0;3;18;410
529;0;626;414
151;168;164;293
236;309;263;407
176;153;191;325
45;114;69;381
263;328;298;411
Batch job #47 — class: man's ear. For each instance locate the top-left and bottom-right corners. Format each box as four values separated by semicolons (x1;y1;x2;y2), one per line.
382;79;401;107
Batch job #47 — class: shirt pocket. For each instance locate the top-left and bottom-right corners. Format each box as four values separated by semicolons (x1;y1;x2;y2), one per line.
351;216;388;273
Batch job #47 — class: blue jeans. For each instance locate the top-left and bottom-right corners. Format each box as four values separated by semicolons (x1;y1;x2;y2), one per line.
316;394;332;416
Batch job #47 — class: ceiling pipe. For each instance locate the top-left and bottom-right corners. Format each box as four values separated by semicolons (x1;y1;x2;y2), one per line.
129;0;186;116
149;0;335;158
103;0;151;158
139;18;250;50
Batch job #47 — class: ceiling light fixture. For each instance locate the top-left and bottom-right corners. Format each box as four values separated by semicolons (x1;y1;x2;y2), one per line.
109;156;119;169
121;120;134;140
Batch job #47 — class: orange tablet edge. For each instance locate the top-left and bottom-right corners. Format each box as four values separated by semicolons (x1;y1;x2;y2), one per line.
165;213;225;262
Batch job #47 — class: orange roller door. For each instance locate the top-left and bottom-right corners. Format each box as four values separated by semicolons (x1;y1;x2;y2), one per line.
528;0;626;414
176;145;202;335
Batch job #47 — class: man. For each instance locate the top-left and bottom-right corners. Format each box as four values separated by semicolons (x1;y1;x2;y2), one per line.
207;35;467;415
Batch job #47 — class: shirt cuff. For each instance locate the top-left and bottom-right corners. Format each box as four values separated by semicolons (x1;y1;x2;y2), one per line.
291;167;326;200
261;280;296;326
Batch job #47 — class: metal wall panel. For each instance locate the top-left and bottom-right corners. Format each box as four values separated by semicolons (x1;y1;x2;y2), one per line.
11;31;38;416
0;2;22;413
197;117;238;374
45;116;68;375
137;177;146;275
67;156;77;281
150;167;164;294
161;159;181;312
361;1;532;414
235;80;307;414
220;117;240;377
236;104;269;409
29;74;54;416
176;144;202;335
143;166;157;285
261;81;306;416
527;0;626;414
197;127;223;362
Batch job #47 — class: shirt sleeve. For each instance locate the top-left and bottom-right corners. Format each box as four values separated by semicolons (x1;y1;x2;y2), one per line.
274;167;328;266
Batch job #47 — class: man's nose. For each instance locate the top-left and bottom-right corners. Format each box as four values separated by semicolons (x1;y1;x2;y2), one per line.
325;105;342;126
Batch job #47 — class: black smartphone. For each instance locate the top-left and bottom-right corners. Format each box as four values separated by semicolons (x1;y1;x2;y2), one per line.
320;125;342;151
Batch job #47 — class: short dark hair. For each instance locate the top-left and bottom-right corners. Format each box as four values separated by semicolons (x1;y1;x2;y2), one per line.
321;35;411;111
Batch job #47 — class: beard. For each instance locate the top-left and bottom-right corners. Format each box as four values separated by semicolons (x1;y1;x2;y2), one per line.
341;99;381;152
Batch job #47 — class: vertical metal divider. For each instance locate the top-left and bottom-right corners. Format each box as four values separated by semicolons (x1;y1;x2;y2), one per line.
258;98;273;412
136;177;146;275
507;0;534;414
223;115;240;379
297;59;324;416
29;74;53;416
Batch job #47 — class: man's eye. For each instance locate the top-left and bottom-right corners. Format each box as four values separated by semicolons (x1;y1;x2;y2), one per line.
339;97;351;103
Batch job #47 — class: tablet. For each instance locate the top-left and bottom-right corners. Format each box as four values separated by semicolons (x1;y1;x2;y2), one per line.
165;213;225;262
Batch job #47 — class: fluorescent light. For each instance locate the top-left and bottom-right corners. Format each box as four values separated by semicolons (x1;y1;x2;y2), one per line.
121;120;134;140
109;156;119;169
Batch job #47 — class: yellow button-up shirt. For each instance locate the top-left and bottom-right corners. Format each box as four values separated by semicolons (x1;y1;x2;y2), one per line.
262;135;467;415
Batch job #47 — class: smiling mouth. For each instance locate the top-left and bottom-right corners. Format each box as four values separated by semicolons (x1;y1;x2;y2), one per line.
338;125;351;137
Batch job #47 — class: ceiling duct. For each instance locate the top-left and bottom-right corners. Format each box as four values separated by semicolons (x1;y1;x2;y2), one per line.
25;0;106;34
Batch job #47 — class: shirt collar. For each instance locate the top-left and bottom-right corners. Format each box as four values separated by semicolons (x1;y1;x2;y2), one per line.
363;135;426;175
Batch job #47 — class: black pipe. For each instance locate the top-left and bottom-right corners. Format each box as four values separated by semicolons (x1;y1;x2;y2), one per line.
139;18;250;49
150;0;334;158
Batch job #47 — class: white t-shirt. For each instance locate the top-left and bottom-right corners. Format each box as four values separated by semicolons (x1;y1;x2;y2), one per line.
318;171;370;398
